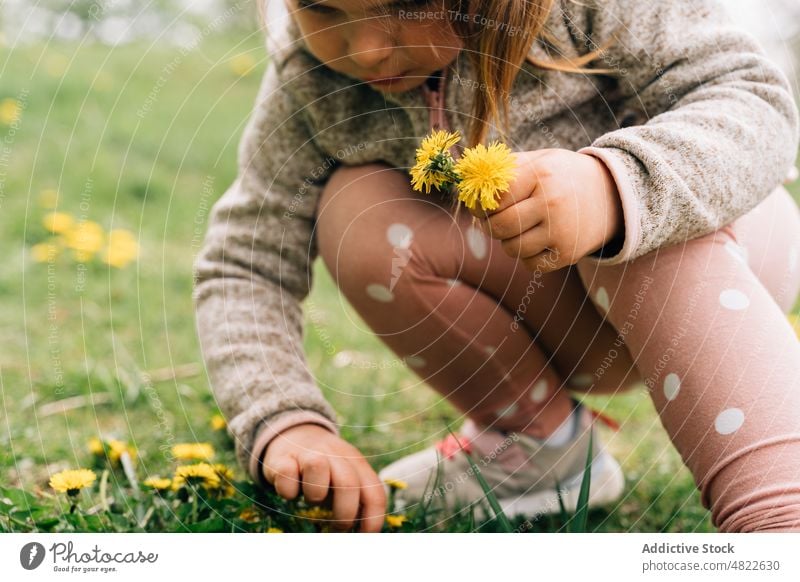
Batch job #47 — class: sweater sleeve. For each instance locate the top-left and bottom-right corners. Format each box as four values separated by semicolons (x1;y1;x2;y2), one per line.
192;57;340;480
568;0;800;265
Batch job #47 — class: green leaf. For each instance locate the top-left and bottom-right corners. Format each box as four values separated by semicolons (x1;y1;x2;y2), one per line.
0;486;38;509
570;427;594;533
553;478;569;526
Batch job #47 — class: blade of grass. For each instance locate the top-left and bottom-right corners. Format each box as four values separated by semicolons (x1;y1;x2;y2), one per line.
445;423;513;533
553;477;569;526
570;426;594;533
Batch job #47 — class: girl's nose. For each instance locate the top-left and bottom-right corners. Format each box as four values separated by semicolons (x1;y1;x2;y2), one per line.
347;20;395;71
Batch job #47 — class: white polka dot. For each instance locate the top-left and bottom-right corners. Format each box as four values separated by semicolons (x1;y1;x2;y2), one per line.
446;278;461;287
404;355;426;368
466;226;488;260
663;373;681;402
387;223;413;249
495;402;519;419
719;288;750;311
724;241;748;265
529;379;549;403
715;408;745;435
595;286;610;314
568;373;594;388
789;246;798;272
483;345;496;355
366;283;394;302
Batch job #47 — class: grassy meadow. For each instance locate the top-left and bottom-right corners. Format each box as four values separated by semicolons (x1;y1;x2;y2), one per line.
1;32;798;533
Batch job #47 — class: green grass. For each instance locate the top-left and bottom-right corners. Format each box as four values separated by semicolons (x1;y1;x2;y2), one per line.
2;33;798;533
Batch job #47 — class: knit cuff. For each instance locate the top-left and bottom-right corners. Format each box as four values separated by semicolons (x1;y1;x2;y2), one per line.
577;146;643;266
248;410;340;485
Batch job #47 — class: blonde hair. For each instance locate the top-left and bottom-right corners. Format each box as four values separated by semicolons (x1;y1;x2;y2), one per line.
447;0;617;147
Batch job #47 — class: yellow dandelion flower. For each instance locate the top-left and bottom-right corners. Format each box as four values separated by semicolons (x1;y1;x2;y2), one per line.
212;464;236;497
385;514;408;528
454;141;517;212
49;468;96;496
100;229;139;269
229;53;257;76
266;527;283;533
88;437;104;456
409;129;461;194
383;478;408;490
143;477;172;491
210;414;227;431
31;241;61;263
42;211;74;234
38;188;59;208
172;463;221;491
239;507;261;523
0;98;20;125
108;439;137;464
297;506;334;520
171;442;215;461
63;220;105;259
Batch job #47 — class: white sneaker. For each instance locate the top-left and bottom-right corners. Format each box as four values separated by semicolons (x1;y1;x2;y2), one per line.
378;399;625;521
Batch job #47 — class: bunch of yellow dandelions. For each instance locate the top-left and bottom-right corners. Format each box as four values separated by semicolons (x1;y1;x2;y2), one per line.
409;129;517;212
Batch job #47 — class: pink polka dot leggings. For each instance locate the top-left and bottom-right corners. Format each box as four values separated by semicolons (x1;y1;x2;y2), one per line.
314;162;800;532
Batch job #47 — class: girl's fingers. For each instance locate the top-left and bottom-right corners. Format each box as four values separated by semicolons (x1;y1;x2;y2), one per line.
485;196;543;240
500;224;551;260
266;456;301;500
354;464;388;533
329;459;361;531
297;453;331;504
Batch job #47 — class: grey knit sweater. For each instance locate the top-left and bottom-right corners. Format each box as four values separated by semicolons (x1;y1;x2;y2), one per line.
192;0;800;479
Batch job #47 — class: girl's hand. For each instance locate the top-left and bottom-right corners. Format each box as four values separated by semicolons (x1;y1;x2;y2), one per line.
261;423;387;532
468;149;624;273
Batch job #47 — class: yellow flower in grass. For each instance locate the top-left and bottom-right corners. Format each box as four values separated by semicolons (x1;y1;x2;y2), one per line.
172;463;220;491
297;506;334;520
88;437;104;456
63;220;105;260
385;514;408;528
453;141;517;212
229;53;257;76
210;414;226;431
42;211;74;234
108;439;137;464
31;241;62;263
100;229;139;268
239;507;261;523
409;129;461;194
212;464;235;497
171;442;215;461
266;527;283;533
49;468;96;496
383;478;408;490
88;437;137;466
143;477;172;491
0;98;20;125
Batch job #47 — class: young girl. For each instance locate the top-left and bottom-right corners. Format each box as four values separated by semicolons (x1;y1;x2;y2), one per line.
193;0;800;533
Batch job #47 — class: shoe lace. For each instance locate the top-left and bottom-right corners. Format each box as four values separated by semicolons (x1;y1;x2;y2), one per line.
435;432;472;460
586;406;620;431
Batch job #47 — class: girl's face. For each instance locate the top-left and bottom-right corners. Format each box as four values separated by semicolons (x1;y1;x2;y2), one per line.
285;0;463;93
